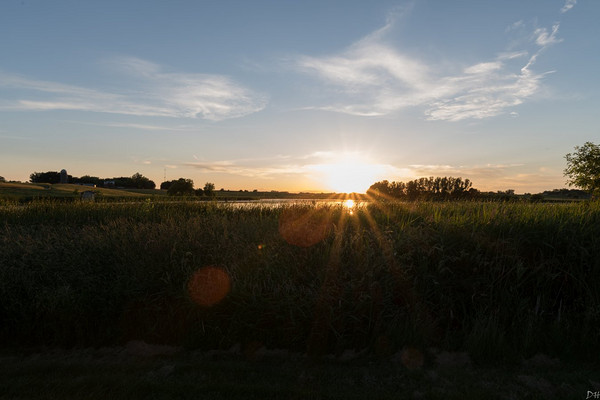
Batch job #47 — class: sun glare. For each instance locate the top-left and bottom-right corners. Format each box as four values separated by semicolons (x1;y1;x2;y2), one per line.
315;153;384;193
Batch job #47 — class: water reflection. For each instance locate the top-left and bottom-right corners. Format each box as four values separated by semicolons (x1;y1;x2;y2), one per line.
224;198;369;209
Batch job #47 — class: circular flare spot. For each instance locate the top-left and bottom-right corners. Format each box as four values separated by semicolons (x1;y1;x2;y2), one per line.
187;267;231;307
278;207;332;247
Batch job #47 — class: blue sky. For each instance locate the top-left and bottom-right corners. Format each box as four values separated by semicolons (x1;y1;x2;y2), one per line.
1;0;598;193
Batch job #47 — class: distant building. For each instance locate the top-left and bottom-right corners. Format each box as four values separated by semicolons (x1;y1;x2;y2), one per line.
60;169;68;184
104;180;115;187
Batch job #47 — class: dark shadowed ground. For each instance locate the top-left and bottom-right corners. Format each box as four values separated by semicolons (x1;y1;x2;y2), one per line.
1;342;598;400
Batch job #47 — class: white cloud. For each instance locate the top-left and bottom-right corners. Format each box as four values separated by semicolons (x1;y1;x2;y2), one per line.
533;24;562;47
293;11;564;122
0;58;267;121
184;160;303;179
505;20;525;33
560;0;576;13
67;120;196;132
464;62;503;75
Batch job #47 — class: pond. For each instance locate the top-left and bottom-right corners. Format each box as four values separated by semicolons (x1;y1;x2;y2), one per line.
220;198;369;209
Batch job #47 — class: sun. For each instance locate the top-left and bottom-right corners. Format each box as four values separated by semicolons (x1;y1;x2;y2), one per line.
314;153;385;193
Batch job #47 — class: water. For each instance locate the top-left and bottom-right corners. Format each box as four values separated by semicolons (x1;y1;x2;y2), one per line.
221;198;369;209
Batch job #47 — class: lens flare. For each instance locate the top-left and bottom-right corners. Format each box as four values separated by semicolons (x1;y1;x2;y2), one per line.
187;266;231;307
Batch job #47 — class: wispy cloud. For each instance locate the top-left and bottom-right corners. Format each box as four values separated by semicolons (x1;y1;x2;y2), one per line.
184;160;303;179
0;57;267;121
561;0;576;14
182;151;405;182
0;133;33;141
294;9;565;121
533;24;562;46
67;120;196;132
505;20;524;33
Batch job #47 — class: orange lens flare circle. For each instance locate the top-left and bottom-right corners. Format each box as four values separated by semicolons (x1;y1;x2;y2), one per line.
278;207;332;247
187;267;231;307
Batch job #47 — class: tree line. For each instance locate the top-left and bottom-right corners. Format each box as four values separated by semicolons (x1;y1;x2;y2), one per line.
368;176;478;201
160;179;215;197
30;171;157;189
28;170;216;197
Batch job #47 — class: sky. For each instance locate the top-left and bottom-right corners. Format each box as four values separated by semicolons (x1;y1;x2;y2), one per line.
1;0;599;193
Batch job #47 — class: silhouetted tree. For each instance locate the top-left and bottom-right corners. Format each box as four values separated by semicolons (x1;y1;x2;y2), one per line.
0;176;5;183
167;178;194;196
30;171;62;184
368;177;477;201
564;142;600;197
130;172;156;189
160;180;175;190
108;173;155;189
72;175;102;186
203;182;215;197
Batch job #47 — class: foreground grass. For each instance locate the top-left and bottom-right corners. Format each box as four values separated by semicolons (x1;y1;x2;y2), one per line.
1;345;598;400
1;200;599;365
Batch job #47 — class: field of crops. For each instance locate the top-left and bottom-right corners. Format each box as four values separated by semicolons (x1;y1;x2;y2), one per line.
1;200;599;364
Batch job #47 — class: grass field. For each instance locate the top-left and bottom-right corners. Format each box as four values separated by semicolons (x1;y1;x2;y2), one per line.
1;199;599;397
0;182;348;202
0;182;152;202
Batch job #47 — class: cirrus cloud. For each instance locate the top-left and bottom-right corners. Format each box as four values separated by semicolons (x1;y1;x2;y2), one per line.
0;57;267;121
293;10;565;122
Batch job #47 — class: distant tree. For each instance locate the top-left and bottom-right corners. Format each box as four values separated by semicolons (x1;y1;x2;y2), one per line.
0;176;5;183
160;180;175;190
72;175;102;186
203;182;215;197
194;188;204;196
368;177;476;201
167;178;194;196
107;173;154;189
564;142;600;197
30;171;61;184
130;172;156;189
530;193;544;203
367;180;392;197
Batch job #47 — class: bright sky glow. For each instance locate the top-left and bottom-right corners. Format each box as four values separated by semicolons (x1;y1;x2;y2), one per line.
1;0;599;193
311;153;390;193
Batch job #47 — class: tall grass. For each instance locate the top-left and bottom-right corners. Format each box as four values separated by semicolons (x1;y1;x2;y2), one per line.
1;200;598;363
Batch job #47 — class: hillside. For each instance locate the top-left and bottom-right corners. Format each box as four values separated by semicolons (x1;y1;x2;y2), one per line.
0;182;153;201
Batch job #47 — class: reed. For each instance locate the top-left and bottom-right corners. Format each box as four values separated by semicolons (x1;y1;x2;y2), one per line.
1;200;598;363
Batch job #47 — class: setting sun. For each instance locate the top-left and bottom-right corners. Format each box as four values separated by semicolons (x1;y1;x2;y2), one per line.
313;153;385;193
